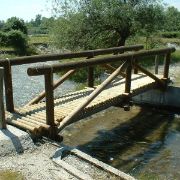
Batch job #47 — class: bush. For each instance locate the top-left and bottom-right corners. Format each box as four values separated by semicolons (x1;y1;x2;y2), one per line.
160;31;180;38
0;31;8;46
7;30;28;55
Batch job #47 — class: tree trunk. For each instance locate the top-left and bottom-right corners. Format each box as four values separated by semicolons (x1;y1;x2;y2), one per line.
117;36;126;47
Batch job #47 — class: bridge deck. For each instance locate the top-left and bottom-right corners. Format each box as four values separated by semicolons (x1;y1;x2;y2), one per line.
5;74;161;135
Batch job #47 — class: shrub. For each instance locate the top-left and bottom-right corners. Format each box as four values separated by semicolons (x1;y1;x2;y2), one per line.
0;31;8;46
7;30;28;55
160;31;180;38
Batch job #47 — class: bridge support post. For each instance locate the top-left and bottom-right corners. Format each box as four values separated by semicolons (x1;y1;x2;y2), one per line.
125;60;132;94
0;68;6;129
44;71;63;141
44;71;56;136
133;58;138;74
88;67;94;88
3;60;14;112
155;55;159;74
163;53;171;80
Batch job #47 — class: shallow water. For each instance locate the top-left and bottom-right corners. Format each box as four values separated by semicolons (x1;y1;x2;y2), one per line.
8;61;180;179
62;63;180;179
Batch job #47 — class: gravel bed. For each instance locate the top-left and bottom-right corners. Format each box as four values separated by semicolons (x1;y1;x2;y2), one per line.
0;143;76;180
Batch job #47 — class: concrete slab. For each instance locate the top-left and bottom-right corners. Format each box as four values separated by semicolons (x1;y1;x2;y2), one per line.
133;86;180;111
52;146;135;180
0;125;35;156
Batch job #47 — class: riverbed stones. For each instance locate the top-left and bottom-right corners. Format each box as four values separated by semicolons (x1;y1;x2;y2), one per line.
0;125;35;156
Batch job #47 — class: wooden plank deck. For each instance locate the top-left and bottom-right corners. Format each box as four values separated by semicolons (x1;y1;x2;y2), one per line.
5;74;162;135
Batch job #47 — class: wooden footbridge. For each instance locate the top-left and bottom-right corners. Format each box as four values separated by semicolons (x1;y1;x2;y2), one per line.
0;45;175;140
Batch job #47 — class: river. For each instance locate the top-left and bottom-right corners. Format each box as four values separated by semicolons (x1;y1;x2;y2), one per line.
11;61;180;179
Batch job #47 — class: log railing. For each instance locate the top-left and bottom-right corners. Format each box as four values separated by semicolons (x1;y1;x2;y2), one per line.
0;45;144;112
27;47;175;132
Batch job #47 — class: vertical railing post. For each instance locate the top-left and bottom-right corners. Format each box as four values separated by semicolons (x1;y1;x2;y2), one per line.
155;55;159;75
44;71;55;127
87;55;94;88
88;66;94;87
125;59;132;94
0;68;6;129
133;49;142;74
133;58;138;74
3;60;14;112
163;53;171;79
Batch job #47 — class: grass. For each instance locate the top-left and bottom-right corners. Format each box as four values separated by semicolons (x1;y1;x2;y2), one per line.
0;170;24;180
171;50;180;62
28;34;51;45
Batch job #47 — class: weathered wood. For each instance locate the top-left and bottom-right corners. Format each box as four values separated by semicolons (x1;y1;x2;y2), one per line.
0;68;6;129
27;69;76;105
125;61;132;94
0;45;144;66
27;47;175;76
133;63;165;87
44;71;55;126
163;53;171;79
133;59;138;74
58;61;128;132
87;67;94;87
3;60;14;112
155;55;159;74
6;119;39;134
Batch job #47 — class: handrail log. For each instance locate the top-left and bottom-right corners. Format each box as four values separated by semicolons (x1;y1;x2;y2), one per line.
27;69;76;105
58;61;128;132
27;47;175;76
0;45;144;66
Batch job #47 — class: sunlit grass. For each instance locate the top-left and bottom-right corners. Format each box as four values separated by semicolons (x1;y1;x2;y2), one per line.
28;34;51;44
0;170;24;180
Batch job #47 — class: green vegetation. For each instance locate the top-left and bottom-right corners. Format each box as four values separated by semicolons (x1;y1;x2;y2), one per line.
28;34;51;45
26;14;55;35
172;50;180;63
0;170;24;180
0;17;28;55
50;0;164;50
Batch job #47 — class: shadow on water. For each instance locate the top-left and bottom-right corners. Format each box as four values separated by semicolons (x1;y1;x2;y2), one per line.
62;106;180;179
78;108;173;161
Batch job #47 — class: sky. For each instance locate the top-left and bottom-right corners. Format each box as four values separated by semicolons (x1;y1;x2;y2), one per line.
0;0;180;21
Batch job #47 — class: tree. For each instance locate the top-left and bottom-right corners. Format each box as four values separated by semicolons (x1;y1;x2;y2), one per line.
7;30;28;55
3;17;28;35
50;0;164;50
164;6;180;31
135;4;165;48
0;20;5;30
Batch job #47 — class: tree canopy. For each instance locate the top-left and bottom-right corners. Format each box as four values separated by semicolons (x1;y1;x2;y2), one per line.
3;17;28;35
50;0;165;50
